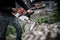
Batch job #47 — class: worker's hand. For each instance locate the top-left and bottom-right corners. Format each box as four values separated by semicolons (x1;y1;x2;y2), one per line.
12;8;25;14
27;9;34;15
12;8;17;13
17;8;25;14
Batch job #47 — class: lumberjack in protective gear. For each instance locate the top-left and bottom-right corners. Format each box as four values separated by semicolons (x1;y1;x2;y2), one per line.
0;0;34;40
12;7;36;31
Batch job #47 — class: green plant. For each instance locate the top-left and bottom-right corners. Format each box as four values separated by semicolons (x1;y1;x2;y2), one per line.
7;23;16;36
20;23;25;33
30;11;57;24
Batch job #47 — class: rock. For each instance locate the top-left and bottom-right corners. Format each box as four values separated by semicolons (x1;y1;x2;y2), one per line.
9;34;16;40
22;23;60;40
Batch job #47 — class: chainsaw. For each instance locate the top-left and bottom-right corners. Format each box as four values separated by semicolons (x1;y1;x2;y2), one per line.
12;7;36;31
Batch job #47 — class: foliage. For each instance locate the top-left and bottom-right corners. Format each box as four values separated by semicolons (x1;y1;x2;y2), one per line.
30;12;55;24
52;11;60;22
7;23;25;36
20;23;25;33
7;23;16;36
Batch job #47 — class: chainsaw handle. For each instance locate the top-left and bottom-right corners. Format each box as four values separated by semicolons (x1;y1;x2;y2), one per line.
24;11;34;19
